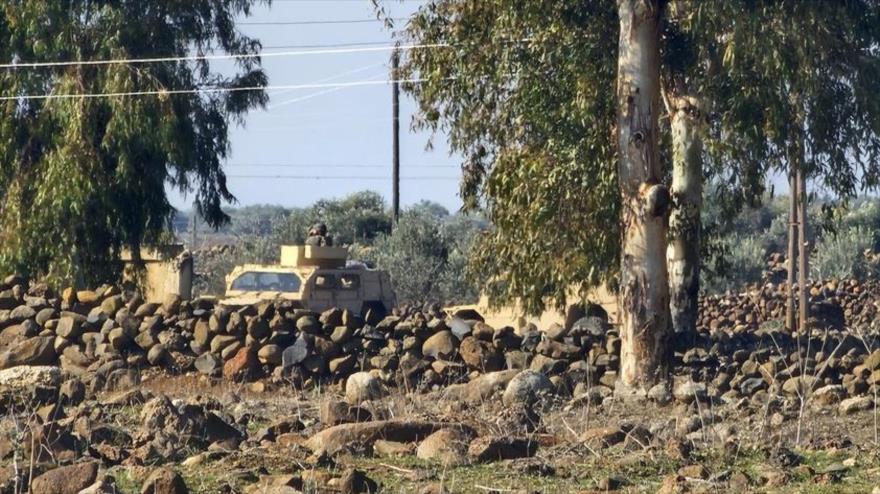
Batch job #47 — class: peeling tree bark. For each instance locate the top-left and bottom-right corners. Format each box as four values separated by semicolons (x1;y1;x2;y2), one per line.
667;96;702;338
616;0;671;394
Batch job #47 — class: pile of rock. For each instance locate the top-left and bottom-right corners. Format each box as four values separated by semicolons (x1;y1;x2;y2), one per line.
0;271;878;402
3;267;880;492
0;274;621;396
698;277;880;333
0;364;548;493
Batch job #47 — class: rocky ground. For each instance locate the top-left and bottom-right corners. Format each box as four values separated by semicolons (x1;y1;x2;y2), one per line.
0;273;879;493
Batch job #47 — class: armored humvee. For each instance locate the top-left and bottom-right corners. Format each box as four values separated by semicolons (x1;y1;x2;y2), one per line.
222;245;396;318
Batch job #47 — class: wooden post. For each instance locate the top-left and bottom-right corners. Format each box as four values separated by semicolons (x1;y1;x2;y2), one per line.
391;47;401;225
786;167;798;332
191;203;198;250
797;165;809;335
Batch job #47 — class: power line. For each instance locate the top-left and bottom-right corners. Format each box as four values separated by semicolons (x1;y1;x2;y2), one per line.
247;115;392;129
268;61;383;99
239;18;405;26
261;41;392;50
0;77;439;101
268;71;387;109
0;42;450;69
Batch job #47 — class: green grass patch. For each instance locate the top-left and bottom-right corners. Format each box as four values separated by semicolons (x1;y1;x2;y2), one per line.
106;467;139;494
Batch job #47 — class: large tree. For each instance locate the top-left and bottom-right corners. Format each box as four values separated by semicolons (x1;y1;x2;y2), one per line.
615;0;671;391
0;0;269;285
400;0;619;315
661;2;706;338
399;0;880;390
692;0;880;332
400;0;674;389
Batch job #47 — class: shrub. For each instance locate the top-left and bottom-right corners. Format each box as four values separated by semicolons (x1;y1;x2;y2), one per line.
702;234;767;294
811;227;879;280
367;209;484;305
273;191;391;246
192;236;277;296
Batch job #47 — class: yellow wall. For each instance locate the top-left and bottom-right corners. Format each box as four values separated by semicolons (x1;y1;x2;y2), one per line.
447;285;618;330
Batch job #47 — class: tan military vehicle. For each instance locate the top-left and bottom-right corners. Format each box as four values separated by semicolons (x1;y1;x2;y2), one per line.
222;245;396;318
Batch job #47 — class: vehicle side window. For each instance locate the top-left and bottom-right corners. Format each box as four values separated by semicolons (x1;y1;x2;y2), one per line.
339;274;360;290
232;272;301;292
231;272;257;291
278;274;301;292
315;274;336;290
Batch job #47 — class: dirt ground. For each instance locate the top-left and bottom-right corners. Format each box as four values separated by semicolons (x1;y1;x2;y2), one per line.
106;373;880;494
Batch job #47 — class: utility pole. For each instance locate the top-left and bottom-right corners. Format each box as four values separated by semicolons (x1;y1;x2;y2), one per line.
797;157;809;336
391;46;401;225
190;203;197;251
786;168;797;332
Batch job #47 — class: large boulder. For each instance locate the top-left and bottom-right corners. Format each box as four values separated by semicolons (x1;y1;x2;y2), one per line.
416;428;474;466
673;380;708;403
502;370;554;407
442;370;519;404
0;336;56;369
305;420;449;455
140;467;188;494
30;461;99;494
458;336;503;372
8;305;36;323
468;436;537;463
100;295;124;317
162;294;182;315
422;331;457;359
570;316;609;337
839;396;874;415
257;344;283;365
223;346;258;381
345;372;387;404
320;400;372;426
147;344;169;366
194;353;222;376
0;365;61;390
55;317;82;340
281;335;311;370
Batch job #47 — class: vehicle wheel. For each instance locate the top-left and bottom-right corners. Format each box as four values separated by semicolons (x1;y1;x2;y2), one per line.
362;301;387;326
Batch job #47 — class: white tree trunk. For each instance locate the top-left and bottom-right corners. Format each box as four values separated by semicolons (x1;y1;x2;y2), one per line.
667;96;702;338
616;0;671;394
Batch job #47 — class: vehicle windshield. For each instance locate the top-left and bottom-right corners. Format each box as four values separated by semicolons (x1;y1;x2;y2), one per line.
230;271;302;293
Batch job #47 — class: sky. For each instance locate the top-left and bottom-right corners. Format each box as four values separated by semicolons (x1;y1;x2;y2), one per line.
168;0;463;212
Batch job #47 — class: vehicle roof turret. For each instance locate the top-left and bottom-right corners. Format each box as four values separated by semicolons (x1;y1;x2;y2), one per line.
280;245;348;269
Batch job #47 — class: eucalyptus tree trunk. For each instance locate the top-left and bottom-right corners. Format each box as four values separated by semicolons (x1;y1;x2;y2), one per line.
667;96;702;338
616;0;671;394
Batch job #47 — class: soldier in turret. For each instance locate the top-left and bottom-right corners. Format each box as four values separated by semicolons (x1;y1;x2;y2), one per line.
305;222;333;246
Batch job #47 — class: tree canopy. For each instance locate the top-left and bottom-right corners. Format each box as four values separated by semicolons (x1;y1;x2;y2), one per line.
400;0;880;315
0;0;269;285
273;191;393;246
400;0;620;314
687;0;880;207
